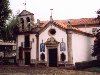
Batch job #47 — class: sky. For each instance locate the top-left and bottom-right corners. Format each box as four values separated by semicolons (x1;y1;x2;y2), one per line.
9;0;100;21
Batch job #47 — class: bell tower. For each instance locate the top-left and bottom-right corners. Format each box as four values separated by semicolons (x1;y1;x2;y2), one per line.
18;10;34;32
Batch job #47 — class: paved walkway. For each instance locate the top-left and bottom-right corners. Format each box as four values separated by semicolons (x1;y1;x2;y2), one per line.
0;65;99;75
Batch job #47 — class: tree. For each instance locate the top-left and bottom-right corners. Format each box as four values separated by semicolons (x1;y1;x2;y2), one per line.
92;32;100;60
0;0;11;39
5;15;19;41
92;9;100;60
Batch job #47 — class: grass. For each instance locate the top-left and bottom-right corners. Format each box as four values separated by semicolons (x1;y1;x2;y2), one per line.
84;67;100;72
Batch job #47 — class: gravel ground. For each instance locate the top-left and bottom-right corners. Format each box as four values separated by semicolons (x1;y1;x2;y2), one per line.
0;65;99;75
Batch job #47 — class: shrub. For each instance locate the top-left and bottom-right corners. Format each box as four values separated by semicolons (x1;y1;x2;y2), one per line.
75;60;100;70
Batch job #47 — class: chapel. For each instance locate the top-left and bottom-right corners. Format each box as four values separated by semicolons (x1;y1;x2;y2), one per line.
16;10;100;67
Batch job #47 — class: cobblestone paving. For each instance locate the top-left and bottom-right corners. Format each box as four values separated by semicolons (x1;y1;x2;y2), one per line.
0;65;100;75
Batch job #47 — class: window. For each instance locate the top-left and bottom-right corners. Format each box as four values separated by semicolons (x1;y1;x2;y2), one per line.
13;46;16;50
20;18;24;23
20;18;24;30
49;29;56;35
60;42;66;51
25;35;30;47
22;24;24;30
40;53;45;61
26;17;30;22
60;53;66;61
40;43;45;52
21;42;24;47
32;38;34;42
28;23;31;31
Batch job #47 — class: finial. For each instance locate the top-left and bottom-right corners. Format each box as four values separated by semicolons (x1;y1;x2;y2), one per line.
23;0;26;10
67;20;72;29
50;9;53;17
50;9;53;22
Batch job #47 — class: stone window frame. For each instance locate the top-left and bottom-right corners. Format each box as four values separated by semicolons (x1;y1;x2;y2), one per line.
48;28;56;36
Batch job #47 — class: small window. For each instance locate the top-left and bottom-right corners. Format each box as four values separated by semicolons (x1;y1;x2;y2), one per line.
28;23;31;31
20;18;24;24
60;53;66;61
32;38;34;42
40;53;45;61
21;42;23;47
20;18;24;30
49;29;56;35
22;24;24;30
26;17;30;22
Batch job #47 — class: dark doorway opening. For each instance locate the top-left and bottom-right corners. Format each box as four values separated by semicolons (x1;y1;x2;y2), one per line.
49;48;57;67
25;35;30;47
25;52;30;65
19;47;23;60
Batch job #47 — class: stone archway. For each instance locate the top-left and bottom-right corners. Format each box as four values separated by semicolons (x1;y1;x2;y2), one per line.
45;37;59;67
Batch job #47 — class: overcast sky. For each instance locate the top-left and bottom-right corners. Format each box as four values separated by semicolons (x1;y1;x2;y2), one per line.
9;0;100;21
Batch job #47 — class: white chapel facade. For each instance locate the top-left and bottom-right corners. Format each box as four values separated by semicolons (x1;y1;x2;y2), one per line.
16;10;100;67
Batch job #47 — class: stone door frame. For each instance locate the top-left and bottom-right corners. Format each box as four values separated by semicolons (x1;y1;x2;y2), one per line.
45;37;59;67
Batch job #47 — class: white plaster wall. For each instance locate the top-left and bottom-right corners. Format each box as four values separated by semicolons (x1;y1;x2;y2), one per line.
39;24;68;62
17;35;24;59
17;34;37;60
18;35;24;47
72;33;94;64
30;34;36;60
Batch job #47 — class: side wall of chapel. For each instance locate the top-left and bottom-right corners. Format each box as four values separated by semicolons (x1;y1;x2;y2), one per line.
17;34;37;61
72;33;96;64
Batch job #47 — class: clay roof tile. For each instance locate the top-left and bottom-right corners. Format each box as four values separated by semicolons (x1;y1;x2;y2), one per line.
39;18;100;29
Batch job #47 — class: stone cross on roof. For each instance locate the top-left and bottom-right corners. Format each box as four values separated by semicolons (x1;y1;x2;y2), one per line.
23;0;26;10
50;9;53;22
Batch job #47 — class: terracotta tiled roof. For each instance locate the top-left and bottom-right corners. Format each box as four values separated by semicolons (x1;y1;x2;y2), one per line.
69;18;99;25
39;21;49;27
54;20;67;28
39;18;100;29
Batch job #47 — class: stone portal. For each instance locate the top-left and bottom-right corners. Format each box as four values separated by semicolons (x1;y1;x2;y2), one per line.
45;37;59;67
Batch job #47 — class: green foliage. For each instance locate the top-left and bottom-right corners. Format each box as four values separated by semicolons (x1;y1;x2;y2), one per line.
92;32;100;56
0;0;12;39
5;15;19;41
